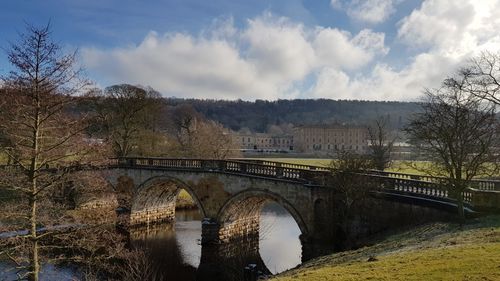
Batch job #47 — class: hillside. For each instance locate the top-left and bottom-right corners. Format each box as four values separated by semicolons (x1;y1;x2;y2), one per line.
272;215;500;281
166;99;420;132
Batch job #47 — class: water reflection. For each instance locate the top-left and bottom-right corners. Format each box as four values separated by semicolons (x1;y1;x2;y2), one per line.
259;202;302;274
132;202;303;281
129;209;202;280
0;203;307;280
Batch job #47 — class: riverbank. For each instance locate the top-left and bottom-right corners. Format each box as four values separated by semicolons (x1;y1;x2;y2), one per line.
176;189;198;209
272;215;500;280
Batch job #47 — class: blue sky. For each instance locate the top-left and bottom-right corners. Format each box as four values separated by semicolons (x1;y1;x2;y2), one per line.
2;0;500;101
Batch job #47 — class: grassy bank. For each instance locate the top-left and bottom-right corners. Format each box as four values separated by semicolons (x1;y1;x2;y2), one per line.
176;189;197;209
272;216;500;281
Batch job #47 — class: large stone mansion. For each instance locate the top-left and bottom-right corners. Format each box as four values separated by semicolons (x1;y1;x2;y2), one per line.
231;124;369;154
294;124;369;154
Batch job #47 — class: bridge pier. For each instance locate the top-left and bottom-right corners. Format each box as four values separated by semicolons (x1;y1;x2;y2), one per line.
201;218;220;244
201;215;260;245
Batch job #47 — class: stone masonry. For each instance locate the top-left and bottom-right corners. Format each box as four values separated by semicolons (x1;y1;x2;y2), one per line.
106;168;335;249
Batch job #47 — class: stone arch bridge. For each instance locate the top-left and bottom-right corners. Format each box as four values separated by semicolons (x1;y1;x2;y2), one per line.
105;157;500;261
106;158;334;246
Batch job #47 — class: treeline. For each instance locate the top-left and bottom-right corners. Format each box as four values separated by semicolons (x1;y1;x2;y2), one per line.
70;86;239;159
165;98;420;132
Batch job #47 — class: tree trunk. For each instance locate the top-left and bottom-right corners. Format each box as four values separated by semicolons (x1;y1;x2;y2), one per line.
457;192;465;225
29;95;41;281
29;196;39;281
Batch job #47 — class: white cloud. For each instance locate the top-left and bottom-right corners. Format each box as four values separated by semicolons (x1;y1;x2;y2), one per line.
307;0;500;101
398;0;475;53
82;13;387;100
398;0;500;57
331;0;399;24
243;14;316;84
313;28;388;70
83;32;273;100
83;1;500;102
308;53;459;101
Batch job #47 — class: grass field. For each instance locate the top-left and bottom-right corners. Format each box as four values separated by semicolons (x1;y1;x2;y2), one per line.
250;158;332;167
272;215;500;281
248;158;431;175
251;158;500;177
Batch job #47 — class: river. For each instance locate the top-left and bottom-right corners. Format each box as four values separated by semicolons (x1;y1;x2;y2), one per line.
0;202;303;280
132;202;302;280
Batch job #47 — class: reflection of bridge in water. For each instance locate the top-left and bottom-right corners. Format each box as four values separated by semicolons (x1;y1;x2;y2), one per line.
106;157;500;271
130;221;271;281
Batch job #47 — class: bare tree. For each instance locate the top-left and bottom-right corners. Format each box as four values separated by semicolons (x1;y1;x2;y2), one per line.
327;150;377;247
329;150;376;215
367;117;396;171
166;104;239;159
192;120;238;159
458;51;500;105
0;23;91;280
404;80;499;221
93;84;163;157
168;104;202;152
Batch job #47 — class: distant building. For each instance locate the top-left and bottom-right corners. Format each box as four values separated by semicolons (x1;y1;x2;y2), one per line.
294;124;369;154
231;124;368;154
231;133;294;151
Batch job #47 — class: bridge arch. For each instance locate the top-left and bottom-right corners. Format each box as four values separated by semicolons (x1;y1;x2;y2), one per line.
216;189;309;239
130;176;207;225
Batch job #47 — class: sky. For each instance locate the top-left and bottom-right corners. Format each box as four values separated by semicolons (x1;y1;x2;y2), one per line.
1;0;500;101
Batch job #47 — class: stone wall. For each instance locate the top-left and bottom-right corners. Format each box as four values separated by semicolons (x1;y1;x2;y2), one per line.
331;195;457;250
218;216;260;244
471;190;500;213
130;204;176;226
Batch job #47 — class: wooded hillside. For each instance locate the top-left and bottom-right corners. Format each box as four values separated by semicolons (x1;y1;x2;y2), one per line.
166;99;420;132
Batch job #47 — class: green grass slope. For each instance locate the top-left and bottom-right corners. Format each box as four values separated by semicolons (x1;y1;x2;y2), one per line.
272;216;500;281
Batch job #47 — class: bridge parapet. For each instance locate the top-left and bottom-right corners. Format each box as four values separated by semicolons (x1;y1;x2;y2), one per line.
112;157;328;185
358;172;500;213
231;159;500;192
111;157;499;213
230;159;330;172
364;169;500;192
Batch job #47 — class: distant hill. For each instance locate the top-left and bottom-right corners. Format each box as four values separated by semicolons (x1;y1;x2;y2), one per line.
165;99;421;133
